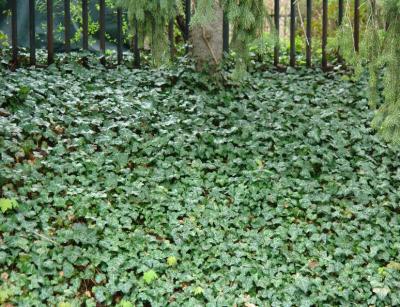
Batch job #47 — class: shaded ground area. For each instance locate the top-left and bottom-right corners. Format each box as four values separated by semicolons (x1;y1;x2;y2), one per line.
1;61;400;306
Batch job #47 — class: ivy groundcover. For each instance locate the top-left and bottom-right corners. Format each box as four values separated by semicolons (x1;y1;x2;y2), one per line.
1;60;400;306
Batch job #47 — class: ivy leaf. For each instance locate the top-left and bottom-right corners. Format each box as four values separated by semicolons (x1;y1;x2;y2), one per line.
117;300;134;307
193;287;204;295
143;270;158;285
62;262;75;278
372;287;390;300
167;256;177;267
295;276;310;293
0;198;18;213
0;287;11;304
18;85;30;98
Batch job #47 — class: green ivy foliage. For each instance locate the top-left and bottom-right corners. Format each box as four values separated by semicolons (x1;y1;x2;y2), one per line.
1;56;400;305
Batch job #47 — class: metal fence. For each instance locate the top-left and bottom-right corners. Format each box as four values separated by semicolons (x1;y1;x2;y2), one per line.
8;0;361;69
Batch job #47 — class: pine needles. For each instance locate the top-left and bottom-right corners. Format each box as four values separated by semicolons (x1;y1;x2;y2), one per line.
118;0;268;73
339;0;400;143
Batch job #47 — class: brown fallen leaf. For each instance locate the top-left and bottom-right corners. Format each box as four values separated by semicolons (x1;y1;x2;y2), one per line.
308;259;319;270
53;125;65;135
0;108;10;117
386;261;400;270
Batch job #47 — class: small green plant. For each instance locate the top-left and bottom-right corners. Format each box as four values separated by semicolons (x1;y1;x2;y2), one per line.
0;198;18;213
167;256;177;267
0;286;11;304
117;300;134;307
0;31;8;49
143;270;158;284
193;286;204;296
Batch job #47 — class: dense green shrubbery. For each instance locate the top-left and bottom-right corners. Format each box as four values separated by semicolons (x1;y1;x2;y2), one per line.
1;56;400;305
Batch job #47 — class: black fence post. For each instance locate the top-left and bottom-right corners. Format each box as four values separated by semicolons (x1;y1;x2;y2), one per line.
11;0;18;66
82;0;89;50
99;0;106;53
274;0;280;66
338;0;343;26
29;0;36;65
290;0;296;67
168;18;175;60
184;0;190;53
322;0;328;70
354;0;360;52
47;0;54;65
64;0;71;52
338;0;343;62
117;8;123;65
223;11;229;55
306;0;312;67
133;17;140;68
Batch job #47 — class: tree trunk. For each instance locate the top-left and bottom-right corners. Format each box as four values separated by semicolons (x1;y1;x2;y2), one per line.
190;1;223;70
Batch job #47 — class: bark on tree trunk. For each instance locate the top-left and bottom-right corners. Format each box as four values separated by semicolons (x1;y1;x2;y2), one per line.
190;1;223;70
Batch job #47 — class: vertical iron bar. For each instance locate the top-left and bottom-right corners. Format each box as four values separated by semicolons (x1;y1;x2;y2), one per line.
274;0;280;66
82;0;89;50
338;0;343;25
29;0;36;65
99;0;106;53
117;8;123;65
168;18;175;60
47;0;54;65
64;0;71;52
338;0;344;62
306;0;312;67
354;0;360;52
11;0;18;65
322;0;328;69
184;0;190;53
133;17;140;68
223;11;229;55
290;0;296;67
